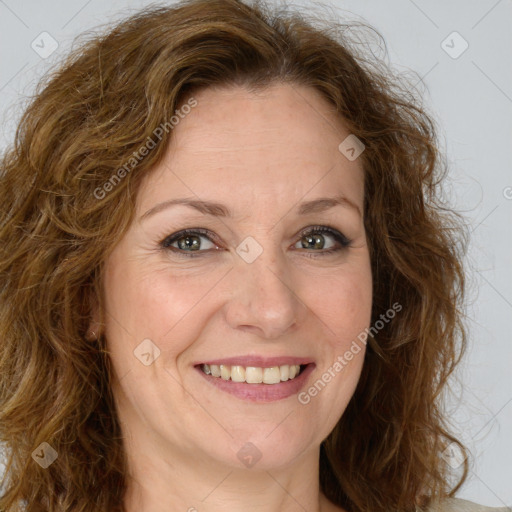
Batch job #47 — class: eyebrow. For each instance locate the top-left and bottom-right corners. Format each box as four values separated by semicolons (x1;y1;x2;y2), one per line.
139;194;362;221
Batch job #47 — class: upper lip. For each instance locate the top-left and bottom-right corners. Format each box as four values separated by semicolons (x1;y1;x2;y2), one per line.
195;356;315;367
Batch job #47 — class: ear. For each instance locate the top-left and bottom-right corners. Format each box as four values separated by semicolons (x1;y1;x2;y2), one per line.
86;290;102;341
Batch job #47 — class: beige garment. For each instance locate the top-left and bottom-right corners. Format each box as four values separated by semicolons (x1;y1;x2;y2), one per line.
424;498;511;512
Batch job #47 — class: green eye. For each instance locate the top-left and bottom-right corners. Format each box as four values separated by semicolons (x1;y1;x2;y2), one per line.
160;226;351;258
294;226;351;258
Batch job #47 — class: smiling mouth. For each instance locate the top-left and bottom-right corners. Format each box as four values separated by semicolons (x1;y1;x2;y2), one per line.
198;363;307;384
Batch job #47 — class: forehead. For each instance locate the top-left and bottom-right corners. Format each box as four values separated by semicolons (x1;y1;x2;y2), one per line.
172;82;347;153
137;83;364;216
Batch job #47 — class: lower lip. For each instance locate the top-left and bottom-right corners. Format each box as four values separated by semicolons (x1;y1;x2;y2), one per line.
195;364;316;402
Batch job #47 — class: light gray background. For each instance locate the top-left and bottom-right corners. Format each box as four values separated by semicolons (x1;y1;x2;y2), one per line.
0;0;510;507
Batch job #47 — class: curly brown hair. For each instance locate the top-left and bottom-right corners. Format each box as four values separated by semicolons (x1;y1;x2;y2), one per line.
0;0;470;511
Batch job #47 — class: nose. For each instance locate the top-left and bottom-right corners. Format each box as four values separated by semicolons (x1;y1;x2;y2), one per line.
223;248;302;340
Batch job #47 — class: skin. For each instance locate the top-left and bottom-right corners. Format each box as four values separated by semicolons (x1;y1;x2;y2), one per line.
90;82;372;512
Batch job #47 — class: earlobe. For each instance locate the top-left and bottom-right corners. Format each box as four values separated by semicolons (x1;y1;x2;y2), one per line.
86;291;102;341
85;329;98;341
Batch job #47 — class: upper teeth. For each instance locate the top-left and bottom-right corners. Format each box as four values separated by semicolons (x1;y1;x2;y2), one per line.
201;364;302;384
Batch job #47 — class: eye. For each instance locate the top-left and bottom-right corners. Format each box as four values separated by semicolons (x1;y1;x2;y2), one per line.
159;225;351;258
293;225;351;257
160;228;218;257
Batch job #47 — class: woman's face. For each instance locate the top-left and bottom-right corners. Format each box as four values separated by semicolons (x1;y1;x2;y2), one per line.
98;82;372;471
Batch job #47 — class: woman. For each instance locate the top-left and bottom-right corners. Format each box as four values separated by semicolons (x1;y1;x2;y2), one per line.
0;0;508;511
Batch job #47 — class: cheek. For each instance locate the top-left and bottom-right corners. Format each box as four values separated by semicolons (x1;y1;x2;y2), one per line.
295;264;371;428
103;243;372;368
307;263;372;350
102;255;224;360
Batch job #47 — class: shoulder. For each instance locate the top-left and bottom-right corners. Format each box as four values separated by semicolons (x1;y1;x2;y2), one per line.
424;497;511;512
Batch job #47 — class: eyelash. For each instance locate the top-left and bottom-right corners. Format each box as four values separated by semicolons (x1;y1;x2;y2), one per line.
159;225;352;259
